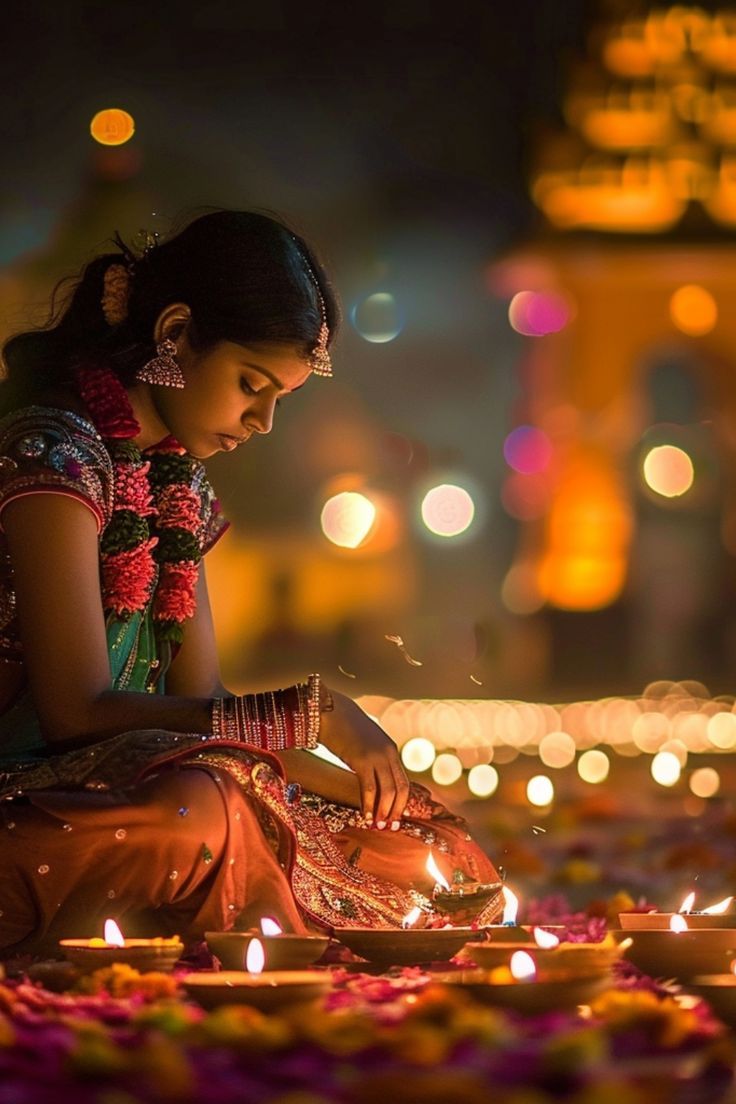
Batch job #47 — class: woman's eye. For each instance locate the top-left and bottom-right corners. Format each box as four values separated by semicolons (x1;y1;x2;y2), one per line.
240;378;256;395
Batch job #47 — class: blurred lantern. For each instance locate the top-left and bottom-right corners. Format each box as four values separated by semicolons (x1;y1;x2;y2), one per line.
503;426;553;475
420;483;475;538
642;444;694;498
320;492;376;548
669;284;717;336
508;291;571;336
90;108;135;146
351;293;402;343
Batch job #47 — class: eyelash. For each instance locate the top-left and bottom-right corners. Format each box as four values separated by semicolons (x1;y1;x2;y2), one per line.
241;379;282;407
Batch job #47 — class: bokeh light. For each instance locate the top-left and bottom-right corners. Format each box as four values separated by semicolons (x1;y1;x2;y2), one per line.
707;712;736;749
401;737;436;773
642;445;694;498
577;749;610;783
508;291;570;336
527;774;554;806
351;292;402;343
431;752;463;786
503;426;553;475
420;484;475;538
467;763;499;797
669;284;717;336
689;766;720;798
651;750;682;786
90;108;135;146
538;732;576;768
320;492;376;548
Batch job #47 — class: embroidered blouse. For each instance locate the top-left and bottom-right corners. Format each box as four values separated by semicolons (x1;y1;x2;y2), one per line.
0;405;228;664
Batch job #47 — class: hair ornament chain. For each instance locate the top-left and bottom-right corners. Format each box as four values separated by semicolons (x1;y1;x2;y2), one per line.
294;237;333;378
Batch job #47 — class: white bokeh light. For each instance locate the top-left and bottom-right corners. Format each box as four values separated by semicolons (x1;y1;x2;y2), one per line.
431;752;463;786
651;750;681;787
527;774;554;806
420;484;476;538
401;737;436;773
577;749;610;784
467;763;499;797
320;492;376;548
538;732;576;769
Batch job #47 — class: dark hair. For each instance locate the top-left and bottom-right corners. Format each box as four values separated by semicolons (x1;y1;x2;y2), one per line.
1;209;339;412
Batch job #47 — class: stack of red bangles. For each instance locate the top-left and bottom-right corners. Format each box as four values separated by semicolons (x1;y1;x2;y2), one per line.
211;673;330;751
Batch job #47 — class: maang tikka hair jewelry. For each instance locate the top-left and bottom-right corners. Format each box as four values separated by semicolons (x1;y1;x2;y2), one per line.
136;337;186;389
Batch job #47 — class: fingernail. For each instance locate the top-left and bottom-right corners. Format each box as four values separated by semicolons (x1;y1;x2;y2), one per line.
376;820;387;830
391;820;400;831
365;812;373;824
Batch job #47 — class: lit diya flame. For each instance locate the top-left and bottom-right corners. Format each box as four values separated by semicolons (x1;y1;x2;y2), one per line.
401;906;423;930
533;927;560;949
502;886;519;925
260;917;283;936
426;851;451;892
246;937;266;975
103;918;125;947
510;950;536;981
670;914;689;933
702;896;733;915
679;892;696;914
731;960;736;977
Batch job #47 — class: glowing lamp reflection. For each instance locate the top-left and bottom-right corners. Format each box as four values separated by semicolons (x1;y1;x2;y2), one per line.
351;292;402;344
426;851;451;892
508;291;570;336
420;484;475;538
642;445;694;499
533;927;560;949
103;918;125;947
510;950;536;980
246;938;266;974
651;751;681;787
467;763;499;797
260;917;283;936
431;752;463;786
401;737;436;773
670;914;688;933
502;886;519;925
669;284;717;337
690;767;720;798
577;749;610;784
320;492;376;548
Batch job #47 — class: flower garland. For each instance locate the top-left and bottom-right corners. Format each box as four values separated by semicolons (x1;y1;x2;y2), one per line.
76;365;204;643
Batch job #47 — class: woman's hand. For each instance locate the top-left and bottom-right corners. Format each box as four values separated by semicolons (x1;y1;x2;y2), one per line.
318;689;410;829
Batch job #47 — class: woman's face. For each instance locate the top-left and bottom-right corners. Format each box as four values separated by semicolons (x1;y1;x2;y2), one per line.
151;337;313;459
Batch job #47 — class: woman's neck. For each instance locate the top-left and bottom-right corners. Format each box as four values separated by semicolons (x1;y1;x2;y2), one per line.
125;382;171;451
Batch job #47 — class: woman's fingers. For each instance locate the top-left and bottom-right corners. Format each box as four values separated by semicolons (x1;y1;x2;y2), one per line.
359;771;377;824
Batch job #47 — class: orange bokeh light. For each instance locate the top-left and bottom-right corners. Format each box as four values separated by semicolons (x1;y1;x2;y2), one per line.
669;284;717;336
90;108;136;146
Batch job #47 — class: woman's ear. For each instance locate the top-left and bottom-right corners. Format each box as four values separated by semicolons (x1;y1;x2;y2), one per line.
152;303;192;344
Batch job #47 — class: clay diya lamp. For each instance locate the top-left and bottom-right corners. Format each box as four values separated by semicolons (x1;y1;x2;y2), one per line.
615;911;736;981
205;917;329;971
181;937;331;1011
619;893;736;931
59;919;183;973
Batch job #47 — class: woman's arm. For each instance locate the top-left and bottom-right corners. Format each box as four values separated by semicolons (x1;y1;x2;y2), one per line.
3;493;213;745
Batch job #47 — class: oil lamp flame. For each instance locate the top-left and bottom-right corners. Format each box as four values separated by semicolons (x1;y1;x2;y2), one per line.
731;960;736;977
260;917;283;936
533;927;560;949
425;851;451;892
702;896;733;915
103;919;125;947
678;892;696;914
246;937;266;975
401;906;423;930
502;886;519;925
670;914;688;933
510;950;536;981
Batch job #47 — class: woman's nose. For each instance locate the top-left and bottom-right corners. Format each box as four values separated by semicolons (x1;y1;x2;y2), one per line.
247;394;277;434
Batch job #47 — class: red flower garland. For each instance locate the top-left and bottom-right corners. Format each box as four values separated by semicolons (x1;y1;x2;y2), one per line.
75;366;207;640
